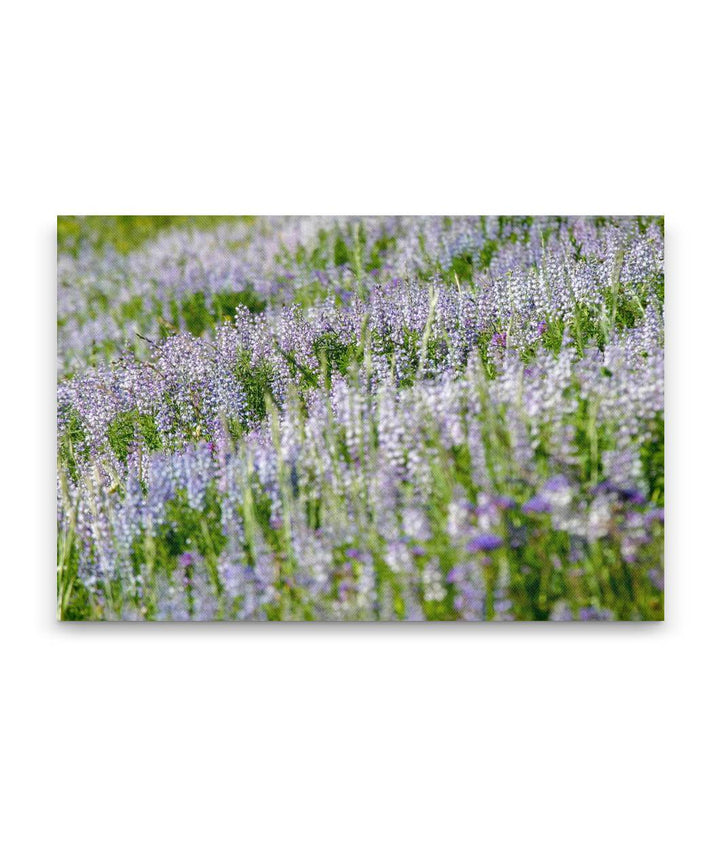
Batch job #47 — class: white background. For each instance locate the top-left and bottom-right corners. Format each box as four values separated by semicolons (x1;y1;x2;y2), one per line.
1;1;718;853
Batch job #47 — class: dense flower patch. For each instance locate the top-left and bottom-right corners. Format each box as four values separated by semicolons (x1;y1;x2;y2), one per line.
57;216;664;620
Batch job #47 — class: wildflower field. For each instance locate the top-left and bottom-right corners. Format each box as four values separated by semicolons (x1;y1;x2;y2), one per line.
57;215;664;621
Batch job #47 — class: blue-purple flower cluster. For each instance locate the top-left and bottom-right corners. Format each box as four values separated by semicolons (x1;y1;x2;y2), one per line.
57;216;664;620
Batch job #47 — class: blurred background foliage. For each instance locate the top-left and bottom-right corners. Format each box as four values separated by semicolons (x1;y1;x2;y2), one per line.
57;215;253;257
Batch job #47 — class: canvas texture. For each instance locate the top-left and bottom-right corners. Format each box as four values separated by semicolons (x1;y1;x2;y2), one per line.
57;216;664;621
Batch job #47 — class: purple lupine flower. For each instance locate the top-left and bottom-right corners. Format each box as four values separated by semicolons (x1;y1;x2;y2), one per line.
593;482;645;505
550;602;573;621
579;606;614;621
544;475;569;492
467;533;503;552
618;486;646;504
179;552;194;568
493;495;516;510
345;548;362;560
645;508;665;524
648;568;664;591
522;495;552;514
446;567;463;584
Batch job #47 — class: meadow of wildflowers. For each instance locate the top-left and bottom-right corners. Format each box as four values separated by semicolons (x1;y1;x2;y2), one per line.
57;215;664;621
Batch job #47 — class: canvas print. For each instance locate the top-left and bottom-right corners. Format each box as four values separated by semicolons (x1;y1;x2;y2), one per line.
57;216;664;621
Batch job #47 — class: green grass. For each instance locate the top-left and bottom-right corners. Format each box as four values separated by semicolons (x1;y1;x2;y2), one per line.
57;215;252;256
